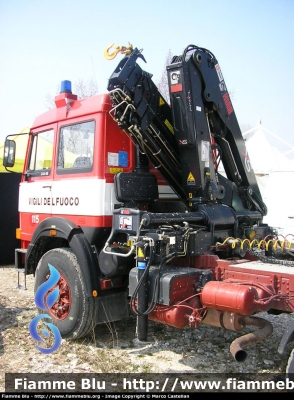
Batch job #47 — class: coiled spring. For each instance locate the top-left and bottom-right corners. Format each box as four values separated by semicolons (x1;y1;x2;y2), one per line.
216;234;294;252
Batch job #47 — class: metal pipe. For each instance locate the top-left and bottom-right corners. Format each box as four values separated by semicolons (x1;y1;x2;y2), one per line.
202;309;244;332
141;212;204;226
136;265;148;341
230;316;273;362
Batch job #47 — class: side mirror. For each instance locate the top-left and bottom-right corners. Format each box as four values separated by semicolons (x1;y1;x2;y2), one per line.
3;139;16;168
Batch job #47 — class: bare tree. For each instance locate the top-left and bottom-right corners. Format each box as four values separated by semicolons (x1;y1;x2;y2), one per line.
73;78;98;99
44;85;60;109
156;49;173;104
44;78;99;109
240;123;252;133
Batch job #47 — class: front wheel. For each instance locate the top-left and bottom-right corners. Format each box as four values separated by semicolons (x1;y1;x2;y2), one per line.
34;248;95;340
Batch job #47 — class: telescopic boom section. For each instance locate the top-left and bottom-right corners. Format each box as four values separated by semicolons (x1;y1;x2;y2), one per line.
106;48;186;200
167;45;267;214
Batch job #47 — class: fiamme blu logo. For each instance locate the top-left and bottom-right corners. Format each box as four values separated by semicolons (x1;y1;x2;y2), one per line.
29;264;62;354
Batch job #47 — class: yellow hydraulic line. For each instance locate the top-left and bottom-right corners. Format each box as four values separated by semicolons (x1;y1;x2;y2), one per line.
216;234;294;255
240;238;251;250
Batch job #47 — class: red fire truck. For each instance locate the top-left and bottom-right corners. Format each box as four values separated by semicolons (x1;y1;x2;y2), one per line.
3;43;294;372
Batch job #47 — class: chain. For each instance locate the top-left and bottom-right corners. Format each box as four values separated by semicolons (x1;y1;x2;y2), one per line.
248;249;294;267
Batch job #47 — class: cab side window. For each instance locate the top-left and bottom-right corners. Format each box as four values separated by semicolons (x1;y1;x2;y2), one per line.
28;130;54;173
57;120;95;173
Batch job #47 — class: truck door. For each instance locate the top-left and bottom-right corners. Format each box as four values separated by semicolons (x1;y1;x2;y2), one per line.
19;125;56;241
51;118;97;228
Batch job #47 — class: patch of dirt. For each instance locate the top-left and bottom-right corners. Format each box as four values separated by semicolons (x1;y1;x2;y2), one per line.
1;266;293;392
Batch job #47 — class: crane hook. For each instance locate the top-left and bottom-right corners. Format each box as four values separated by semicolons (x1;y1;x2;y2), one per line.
103;43;133;60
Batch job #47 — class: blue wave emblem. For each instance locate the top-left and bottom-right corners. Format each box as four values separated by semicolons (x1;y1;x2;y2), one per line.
35;263;60;311
29;314;62;354
29;263;62;354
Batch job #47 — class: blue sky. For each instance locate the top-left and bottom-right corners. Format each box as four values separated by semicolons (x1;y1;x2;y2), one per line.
0;0;293;154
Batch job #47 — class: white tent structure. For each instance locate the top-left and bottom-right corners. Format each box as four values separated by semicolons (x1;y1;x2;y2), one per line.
243;121;294;234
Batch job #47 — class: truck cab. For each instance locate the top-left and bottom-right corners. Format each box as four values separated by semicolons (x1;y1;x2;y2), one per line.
18;84;133;249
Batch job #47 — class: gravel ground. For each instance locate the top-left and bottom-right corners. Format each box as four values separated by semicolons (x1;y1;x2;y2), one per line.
1;265;294;392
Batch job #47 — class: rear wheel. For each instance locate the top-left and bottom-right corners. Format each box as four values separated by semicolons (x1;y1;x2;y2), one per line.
286;349;294;392
34;248;95;340
287;348;294;374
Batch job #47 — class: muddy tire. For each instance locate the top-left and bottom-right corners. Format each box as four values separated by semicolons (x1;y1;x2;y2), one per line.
34;247;95;340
